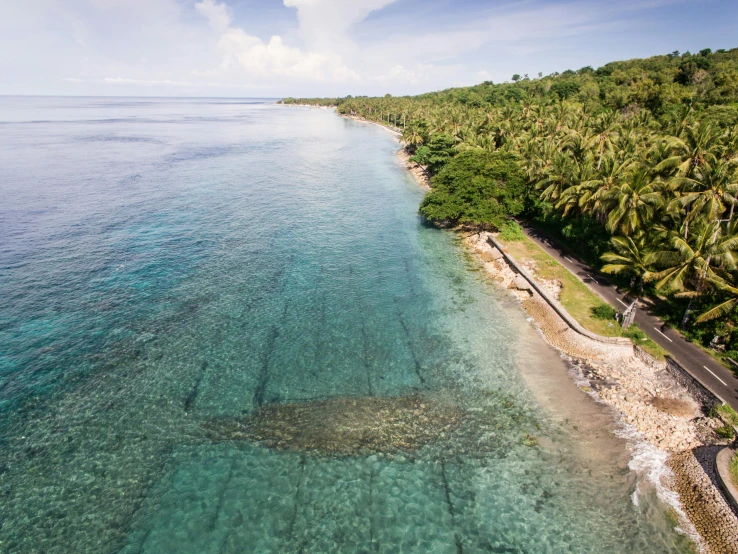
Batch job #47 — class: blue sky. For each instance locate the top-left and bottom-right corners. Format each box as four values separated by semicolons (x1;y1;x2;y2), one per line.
1;0;736;97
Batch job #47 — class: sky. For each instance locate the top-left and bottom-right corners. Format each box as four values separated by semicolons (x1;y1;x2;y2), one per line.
1;0;737;98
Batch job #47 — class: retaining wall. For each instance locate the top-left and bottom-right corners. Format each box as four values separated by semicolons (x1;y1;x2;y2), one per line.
665;356;725;410
716;448;738;517
487;235;632;347
634;345;667;370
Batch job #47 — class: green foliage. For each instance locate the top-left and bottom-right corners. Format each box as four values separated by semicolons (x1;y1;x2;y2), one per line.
550;80;581;100
622;325;648;341
410;134;455;175
533;213;611;266
419;151;525;229
500;221;525;241
715;425;735;439
730;452;738;487
592;304;618;320
279;97;343;107
716;403;738;426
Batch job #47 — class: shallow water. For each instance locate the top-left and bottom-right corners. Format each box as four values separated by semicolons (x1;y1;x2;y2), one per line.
0;97;691;553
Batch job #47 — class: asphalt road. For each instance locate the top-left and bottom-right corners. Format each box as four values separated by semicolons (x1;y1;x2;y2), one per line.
521;225;738;411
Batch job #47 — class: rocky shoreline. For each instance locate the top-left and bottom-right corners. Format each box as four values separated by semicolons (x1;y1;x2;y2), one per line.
463;231;738;553
378;136;738;552
396;148;431;189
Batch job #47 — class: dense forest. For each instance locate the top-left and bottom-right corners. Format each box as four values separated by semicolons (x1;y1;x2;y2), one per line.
281;48;738;362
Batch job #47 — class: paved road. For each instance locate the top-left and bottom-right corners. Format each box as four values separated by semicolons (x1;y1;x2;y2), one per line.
521;225;738;411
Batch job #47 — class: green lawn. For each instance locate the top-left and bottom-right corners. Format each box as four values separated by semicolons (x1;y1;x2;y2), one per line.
730;451;738;488
497;233;667;360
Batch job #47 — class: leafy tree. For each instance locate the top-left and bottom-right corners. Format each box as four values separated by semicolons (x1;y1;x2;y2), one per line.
550;81;581;100
410;134;456;175
419;151;525;229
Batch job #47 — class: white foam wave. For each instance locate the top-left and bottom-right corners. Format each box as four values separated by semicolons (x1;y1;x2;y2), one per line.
623;433;703;549
561;356;704;550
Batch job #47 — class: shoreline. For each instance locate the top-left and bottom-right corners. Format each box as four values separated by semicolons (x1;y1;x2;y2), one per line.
385;137;738;551
331;106;738;552
466;230;738;553
339;113;431;188
343;114;403;137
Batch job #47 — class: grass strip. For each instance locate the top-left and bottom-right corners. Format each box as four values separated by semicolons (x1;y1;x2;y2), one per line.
498;233;667;359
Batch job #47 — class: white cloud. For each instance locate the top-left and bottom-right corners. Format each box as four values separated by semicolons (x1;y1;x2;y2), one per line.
284;0;397;54
0;0;722;96
102;76;263;89
104;77;194;86
379;64;438;85
475;70;493;82
196;0;368;82
195;0;232;34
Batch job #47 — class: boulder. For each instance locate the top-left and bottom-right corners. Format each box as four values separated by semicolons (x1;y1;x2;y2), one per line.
477;243;504;262
512;275;532;291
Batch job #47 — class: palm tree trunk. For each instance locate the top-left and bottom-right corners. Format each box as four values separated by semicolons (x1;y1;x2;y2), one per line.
680;297;693;329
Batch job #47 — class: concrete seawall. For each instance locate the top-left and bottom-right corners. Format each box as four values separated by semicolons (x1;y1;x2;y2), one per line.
487;235;632;347
716;447;738;517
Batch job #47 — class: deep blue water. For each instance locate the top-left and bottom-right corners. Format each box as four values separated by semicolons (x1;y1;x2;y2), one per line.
0;97;690;553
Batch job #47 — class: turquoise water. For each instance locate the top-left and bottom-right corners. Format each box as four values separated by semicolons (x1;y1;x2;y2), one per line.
0;98;689;553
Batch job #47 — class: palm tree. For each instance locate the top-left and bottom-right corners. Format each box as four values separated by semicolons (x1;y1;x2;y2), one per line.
606;169;664;236
561;155;632;222
600;234;654;295
662;104;694;138
536;152;575;204
401;120;428;150
671;160;738;224
696;279;738;323
647;221;737;327
587;110;619;170
655;120;721;177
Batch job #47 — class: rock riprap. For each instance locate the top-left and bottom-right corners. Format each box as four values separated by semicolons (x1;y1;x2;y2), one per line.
668;447;738;554
203;394;464;456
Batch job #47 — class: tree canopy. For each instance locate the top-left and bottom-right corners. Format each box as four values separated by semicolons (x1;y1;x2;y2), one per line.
419;150;525;229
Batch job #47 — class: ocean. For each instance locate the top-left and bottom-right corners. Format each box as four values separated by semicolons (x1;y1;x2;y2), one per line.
0;97;691;553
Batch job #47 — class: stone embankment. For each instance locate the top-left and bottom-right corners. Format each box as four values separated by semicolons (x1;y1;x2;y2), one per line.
669;448;738;553
466;231;738;553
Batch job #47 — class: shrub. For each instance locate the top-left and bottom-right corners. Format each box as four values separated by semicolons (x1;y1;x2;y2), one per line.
715;425;735;439
623;325;648;341
419;150;525;230
716;404;738;427
592;304;617;320
500;221;525;241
